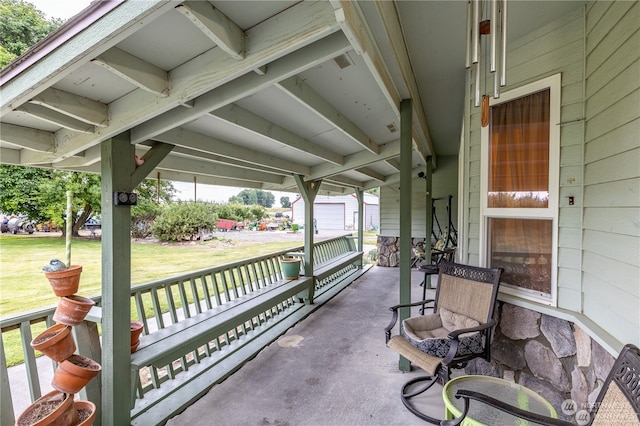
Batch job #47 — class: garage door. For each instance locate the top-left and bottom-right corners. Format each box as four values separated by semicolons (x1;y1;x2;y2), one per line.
315;203;345;231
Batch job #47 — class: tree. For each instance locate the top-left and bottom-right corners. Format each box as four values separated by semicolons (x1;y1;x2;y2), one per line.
0;0;63;68
232;189;275;208
0;165;175;236
227;195;243;205
131;179;175;238
280;196;291;208
37;170;101;236
0;165;52;222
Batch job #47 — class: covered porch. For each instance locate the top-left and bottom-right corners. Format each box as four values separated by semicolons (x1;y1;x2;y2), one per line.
164;266;438;426
1;0;638;424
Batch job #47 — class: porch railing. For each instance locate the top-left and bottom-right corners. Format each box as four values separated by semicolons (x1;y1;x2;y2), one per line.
0;234;366;425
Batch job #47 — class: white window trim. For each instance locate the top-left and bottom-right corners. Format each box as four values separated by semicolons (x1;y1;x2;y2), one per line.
479;73;561;306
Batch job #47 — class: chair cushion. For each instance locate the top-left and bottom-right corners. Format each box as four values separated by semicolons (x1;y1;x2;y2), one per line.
401;308;484;358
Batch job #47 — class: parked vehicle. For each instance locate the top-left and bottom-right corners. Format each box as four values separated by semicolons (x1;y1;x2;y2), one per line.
1;216;35;234
216;219;244;232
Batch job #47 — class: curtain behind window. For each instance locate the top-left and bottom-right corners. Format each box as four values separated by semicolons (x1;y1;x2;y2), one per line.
488;89;550;208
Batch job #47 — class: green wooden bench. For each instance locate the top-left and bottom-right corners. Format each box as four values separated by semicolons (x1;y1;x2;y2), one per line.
313;250;363;280
130;276;312;424
287;236;363;301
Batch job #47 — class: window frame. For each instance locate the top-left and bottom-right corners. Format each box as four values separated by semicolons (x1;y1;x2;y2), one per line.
479;73;561;306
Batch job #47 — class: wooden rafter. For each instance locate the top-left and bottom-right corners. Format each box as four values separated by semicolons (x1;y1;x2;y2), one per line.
211;104;344;166
93;47;168;97
176;1;245;60
276;76;379;154
29;87;109;127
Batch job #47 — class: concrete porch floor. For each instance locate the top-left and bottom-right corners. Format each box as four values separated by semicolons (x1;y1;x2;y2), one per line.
166;266;446;426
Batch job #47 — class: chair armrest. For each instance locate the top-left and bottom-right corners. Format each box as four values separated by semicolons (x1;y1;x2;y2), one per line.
388;299;435;312
447;318;497;340
385;299;436;343
441;319;497;364
440;390;574;426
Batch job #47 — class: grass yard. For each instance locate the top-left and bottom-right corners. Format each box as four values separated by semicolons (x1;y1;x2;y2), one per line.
0;231;375;366
0;234;303;317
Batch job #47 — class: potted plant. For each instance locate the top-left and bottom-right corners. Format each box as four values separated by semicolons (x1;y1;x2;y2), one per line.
130;320;144;353
51;354;101;395
281;257;302;280
14;390;78;426
53;295;95;326
30;323;76;362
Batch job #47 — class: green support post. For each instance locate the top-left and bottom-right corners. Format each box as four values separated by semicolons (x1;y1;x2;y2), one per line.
294;175;320;304
101;133;135;426
425;157;433;289
355;188;364;264
399;98;413;371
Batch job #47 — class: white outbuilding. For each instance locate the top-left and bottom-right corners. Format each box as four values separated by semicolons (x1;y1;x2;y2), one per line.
291;194;379;232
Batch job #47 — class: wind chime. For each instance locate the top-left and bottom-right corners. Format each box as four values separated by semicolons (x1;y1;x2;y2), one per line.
466;0;508;127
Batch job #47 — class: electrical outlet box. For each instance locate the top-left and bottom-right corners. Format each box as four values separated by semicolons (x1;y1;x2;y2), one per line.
113;191;138;206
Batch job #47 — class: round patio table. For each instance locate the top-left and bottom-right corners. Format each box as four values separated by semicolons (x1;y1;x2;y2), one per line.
442;375;558;426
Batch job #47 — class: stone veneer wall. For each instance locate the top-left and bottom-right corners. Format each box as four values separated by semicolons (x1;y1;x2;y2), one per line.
376;236;617;422
465;303;616;422
376;235;425;267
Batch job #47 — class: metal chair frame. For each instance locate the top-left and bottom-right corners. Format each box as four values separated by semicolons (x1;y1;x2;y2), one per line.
442;343;640;426
385;261;502;424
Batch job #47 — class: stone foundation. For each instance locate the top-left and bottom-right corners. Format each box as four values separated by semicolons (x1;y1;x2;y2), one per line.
465;302;615;422
376;235;425;267
377;236;617;422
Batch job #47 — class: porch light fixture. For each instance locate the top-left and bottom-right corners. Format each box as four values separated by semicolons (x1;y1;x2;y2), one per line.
466;0;508;120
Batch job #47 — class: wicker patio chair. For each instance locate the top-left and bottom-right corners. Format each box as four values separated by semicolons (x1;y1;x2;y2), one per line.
385;261;502;424
442;343;640;426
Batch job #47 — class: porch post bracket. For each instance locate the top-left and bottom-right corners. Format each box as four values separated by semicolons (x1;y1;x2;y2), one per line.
130;142;174;187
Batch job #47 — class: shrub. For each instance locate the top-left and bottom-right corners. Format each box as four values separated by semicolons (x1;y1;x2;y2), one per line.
131;199;161;238
151;202;217;242
367;248;378;263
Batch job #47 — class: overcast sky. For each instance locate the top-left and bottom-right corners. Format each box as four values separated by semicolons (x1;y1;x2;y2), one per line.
29;0;91;20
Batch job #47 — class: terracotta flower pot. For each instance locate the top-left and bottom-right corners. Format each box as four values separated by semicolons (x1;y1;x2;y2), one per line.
51;354;101;394
44;265;83;297
130;320;144;353
130;321;144;345
30;323;76;362
53;295;95;326
281;257;301;280
75;400;97;426
15;390;78;426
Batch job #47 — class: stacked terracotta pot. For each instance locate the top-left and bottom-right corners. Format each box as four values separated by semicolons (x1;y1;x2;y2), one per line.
16;265;98;426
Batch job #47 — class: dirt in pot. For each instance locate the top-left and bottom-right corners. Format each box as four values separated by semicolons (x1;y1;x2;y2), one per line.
77;407;92;422
68;354;100;370
32;332;57;345
16;395;64;425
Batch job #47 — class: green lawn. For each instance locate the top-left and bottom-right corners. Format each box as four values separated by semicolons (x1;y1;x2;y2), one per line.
0;234;302;317
0;232;375;366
